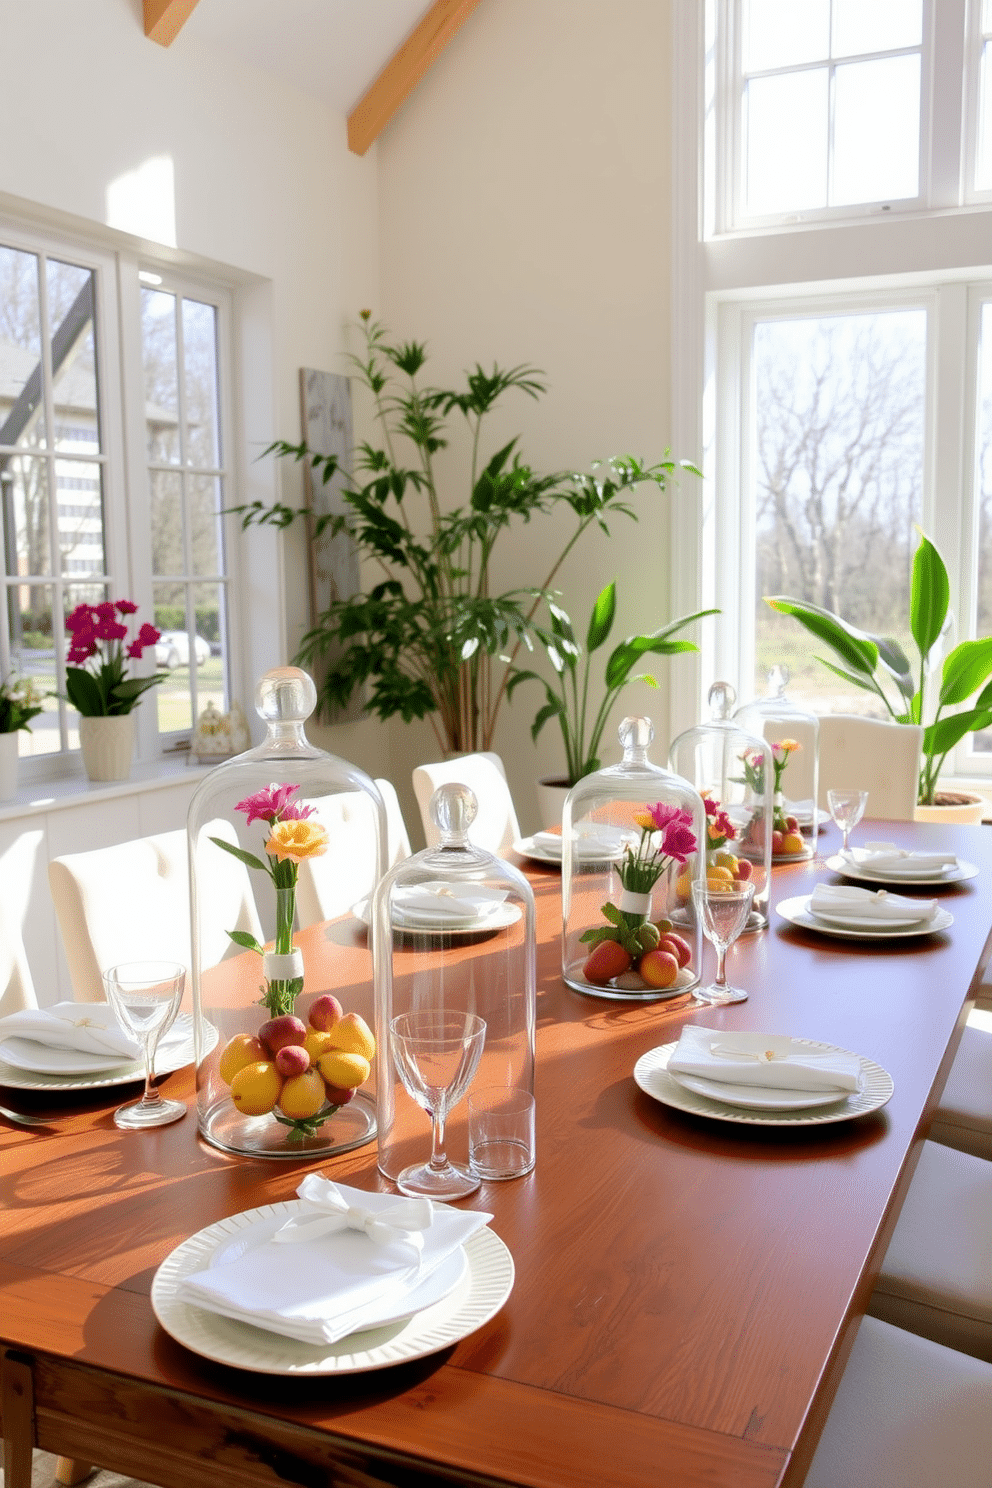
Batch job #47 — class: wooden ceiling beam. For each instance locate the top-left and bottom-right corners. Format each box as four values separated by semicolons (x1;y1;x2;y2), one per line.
348;0;483;156
144;0;201;47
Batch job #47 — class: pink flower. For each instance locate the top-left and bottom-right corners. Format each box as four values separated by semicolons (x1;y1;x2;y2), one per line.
65;604;95;634
661;820;696;864
126;642;144;658
235;782;300;826
68;642;97;664
95;601;117;621
137;623;160;646
95;617;127;642
645;801;694;835
280;801;317;821
115;599;138;615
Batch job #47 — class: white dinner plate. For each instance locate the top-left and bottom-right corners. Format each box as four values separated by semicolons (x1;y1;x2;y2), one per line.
668;1068;852;1110
0;1014;208;1091
634;1041;894;1127
776;895;953;940
352;897;521;936
511;835;632;868
151;1202;514;1375
825;854;978;888
0;1020;193;1076
208;1212;469;1332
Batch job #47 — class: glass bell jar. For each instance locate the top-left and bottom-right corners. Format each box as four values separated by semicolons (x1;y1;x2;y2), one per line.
561;716;706;1001
187;666;386;1160
372;783;536;1193
734;665;820;862
669;682;773;930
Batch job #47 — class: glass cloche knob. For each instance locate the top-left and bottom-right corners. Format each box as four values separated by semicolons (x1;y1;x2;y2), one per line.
707;681;737;720
429;783;477;846
618;715;655;760
766;664;790;697
255;666;317;723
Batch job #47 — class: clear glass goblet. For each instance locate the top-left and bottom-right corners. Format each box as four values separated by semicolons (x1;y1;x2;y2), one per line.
103;960;187;1129
691;881;755;1005
389;1010;487;1200
827;789;869;853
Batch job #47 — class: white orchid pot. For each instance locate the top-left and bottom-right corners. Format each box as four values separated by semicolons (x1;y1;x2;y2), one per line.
0;732;19;801
79;713;136;782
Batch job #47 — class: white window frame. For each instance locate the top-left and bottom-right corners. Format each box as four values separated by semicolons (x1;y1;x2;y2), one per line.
671;0;992;786
0;214;243;783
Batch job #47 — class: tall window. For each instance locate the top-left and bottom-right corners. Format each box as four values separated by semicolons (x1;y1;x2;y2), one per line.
0;225;233;777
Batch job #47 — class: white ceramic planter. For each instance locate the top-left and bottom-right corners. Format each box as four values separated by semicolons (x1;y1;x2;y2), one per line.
536;776;571;828
79;713;136;782
914;794;986;825
0;731;19;801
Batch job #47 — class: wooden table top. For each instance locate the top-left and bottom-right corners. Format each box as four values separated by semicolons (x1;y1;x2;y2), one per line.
2;819;990;1488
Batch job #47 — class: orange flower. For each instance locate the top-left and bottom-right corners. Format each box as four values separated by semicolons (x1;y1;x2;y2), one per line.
775;738;801;754
265;819;329;864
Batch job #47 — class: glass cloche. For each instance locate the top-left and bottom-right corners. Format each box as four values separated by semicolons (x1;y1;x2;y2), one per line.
669;682;773;930
561;716;706;1000
372;783;536;1192
734;665;820;861
187;666;386;1159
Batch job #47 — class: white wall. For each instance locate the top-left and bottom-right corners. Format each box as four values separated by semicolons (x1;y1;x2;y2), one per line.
373;0;688;831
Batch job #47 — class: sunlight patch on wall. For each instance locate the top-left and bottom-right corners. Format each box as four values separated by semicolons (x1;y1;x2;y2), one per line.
106;156;177;247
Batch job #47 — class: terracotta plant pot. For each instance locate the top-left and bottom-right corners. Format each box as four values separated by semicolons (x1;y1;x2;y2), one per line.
914;792;986;825
79;713;136;783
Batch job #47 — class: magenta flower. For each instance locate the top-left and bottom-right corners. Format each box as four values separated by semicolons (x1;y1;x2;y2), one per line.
280;801;317;821
62;597;164;716
65;604;95;634
235;782;301;826
95;617;127;642
660;820;696;865
95;601;117;622
115;599;138;615
645;801;694;834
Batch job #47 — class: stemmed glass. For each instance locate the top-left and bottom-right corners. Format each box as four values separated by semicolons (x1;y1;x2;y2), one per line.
103;961;187;1129
389;1010;487;1200
691;881;755;1005
827;789;869;853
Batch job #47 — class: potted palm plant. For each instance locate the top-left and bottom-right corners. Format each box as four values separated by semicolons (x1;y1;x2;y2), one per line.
507;581;715;822
765;532;992;818
233;314;700;759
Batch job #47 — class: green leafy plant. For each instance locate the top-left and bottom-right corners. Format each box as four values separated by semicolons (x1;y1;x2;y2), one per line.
507;581;715;785
765;532;992;805
231;313;700;756
0;672;44;734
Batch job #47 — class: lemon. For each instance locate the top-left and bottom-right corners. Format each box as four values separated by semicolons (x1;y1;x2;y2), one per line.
318;1050;371;1090
218;1033;266;1086
278;1069;327;1120
230;1060;282;1116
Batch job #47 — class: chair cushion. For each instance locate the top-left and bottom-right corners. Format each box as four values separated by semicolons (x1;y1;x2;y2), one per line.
868;1140;992;1361
930;1024;992;1162
803;1316;992;1488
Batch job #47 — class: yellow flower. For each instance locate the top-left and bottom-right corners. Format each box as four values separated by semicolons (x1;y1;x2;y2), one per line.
265;819;329;864
634;813;656;830
775;738;801;753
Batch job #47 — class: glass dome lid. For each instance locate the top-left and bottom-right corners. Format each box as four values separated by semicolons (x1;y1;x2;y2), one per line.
187;666;386;1160
733;665;819;861
561;716;706;1001
372;782;536;1188
669;682;773;930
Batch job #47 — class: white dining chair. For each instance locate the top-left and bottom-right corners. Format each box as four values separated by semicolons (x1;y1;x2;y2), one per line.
816;714;923;821
412;751;521;852
295;778;411;927
802;1315;992;1488
0;888;37;1018
867;1139;992;1362
48;821;263;1003
929;1022;992;1162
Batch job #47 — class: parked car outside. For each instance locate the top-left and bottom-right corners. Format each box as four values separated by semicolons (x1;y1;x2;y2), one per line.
155;631;211;669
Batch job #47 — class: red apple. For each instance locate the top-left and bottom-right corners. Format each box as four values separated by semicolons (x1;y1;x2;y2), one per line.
638;949;680;989
583;940;633;985
786;815;799;832
258;1015;308;1055
321;1082;357;1107
657;932;692;969
308;994;343;1033
771;830;784;853
275;1044;311;1077
734;859;753;881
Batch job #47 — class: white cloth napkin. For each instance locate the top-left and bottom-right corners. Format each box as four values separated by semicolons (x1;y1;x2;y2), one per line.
669;1025;862;1095
532;825;633;858
841;841;958;877
0;1002;142;1059
809;883;938;923
393;882;508;923
179;1175;492;1346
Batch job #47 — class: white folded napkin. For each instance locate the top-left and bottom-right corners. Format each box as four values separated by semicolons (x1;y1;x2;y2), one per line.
809;883;938;923
0;1002;142;1059
393;881;508;923
179;1175;492;1346
533;825;633;858
841;841;958;877
669;1025;861;1095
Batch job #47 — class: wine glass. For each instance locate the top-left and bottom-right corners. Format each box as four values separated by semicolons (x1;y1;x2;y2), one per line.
103;961;187;1129
691;881;755;1005
389;1010;487;1200
827;788;869;853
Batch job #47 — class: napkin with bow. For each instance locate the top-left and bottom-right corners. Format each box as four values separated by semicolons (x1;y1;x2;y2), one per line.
668;1025;861;1095
393;881;508;924
0;1002;143;1060
179;1175;492;1345
840;841;958;878
809;884;938;924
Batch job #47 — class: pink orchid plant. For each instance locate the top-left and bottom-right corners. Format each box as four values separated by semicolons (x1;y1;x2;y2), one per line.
702;795;737;853
210;782;329;1015
62;600;163;716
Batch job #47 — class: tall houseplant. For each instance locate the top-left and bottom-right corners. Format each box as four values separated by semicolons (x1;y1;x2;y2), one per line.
234;314;700;757
507;581;716;786
765;532;992;806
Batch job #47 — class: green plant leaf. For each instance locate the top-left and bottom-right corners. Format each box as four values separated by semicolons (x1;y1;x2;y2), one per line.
923;708;992;755
586;582;617;653
815;657;879;693
208;836;268;873
764;596;879;675
531;699;565;742
226;930;263;954
910;533;950;658
937;638;992;706
64;667;105;716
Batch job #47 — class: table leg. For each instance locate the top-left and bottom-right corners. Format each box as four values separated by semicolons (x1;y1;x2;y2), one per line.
1;1349;35;1488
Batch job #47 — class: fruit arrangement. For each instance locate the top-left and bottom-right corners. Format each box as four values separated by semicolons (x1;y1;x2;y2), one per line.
739;812;806;859
732;740;808;858
582;912;694;992
217;994;375;1141
674;849;753;907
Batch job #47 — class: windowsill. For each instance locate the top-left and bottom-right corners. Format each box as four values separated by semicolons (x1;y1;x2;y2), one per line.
0;754;215;822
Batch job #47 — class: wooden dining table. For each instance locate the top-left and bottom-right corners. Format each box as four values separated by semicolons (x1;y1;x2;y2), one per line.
1;819;990;1488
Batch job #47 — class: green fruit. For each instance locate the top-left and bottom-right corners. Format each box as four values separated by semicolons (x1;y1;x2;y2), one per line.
637;923;661;951
653;917;674;935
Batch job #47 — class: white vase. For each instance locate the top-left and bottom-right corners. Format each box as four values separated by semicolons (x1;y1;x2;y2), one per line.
536;775;572;828
79;713;136;782
0;731;19;801
914;794;986;825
